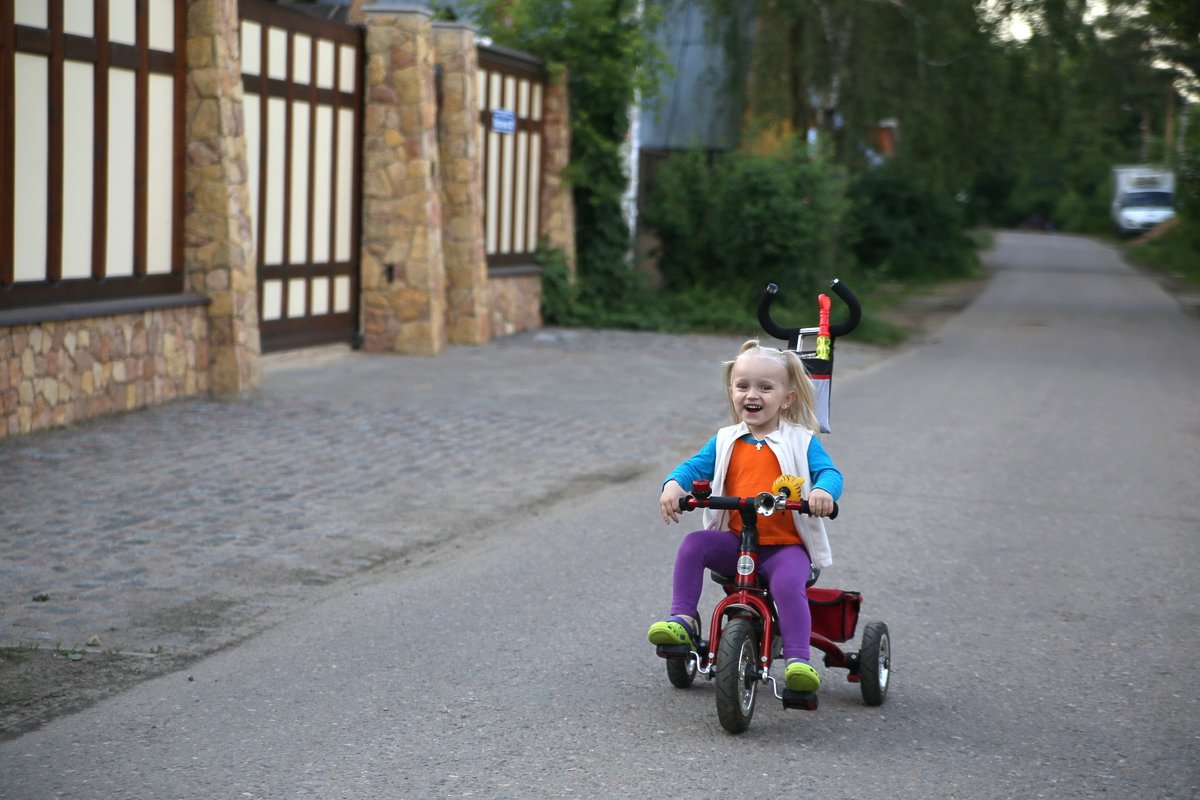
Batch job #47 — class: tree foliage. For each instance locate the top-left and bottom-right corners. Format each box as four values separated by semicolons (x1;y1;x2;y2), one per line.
694;0;1196;233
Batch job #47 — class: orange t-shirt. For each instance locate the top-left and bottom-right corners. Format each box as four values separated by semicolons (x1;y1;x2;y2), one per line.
725;439;802;546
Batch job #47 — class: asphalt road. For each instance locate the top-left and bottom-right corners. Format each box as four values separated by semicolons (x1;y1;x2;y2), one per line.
2;231;1198;798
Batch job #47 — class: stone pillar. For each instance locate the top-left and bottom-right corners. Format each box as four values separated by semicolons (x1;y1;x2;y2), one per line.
433;22;490;345
360;5;446;355
183;0;261;393
539;74;576;273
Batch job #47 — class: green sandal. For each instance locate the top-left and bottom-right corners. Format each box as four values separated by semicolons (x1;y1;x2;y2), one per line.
785;660;821;693
647;615;698;648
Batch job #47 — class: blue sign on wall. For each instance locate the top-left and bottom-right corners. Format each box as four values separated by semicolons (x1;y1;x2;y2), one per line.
491;108;516;134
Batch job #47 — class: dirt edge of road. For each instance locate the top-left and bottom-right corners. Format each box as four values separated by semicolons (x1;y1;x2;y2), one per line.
0;276;992;741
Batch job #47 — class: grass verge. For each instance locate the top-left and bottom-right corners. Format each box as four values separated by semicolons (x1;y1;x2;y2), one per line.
1123;219;1200;286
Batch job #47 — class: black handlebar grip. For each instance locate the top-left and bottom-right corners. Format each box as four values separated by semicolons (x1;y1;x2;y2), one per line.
756;283;793;342
827;280;862;339
800;499;840;520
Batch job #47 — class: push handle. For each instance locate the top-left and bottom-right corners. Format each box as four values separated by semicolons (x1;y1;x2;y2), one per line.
756;279;862;349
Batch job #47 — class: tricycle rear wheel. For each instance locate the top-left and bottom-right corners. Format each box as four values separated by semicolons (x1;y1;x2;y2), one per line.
715;617;759;734
858;620;891;706
665;653;697;688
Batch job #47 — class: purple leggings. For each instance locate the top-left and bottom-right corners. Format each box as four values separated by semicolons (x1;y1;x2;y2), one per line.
670;529;813;661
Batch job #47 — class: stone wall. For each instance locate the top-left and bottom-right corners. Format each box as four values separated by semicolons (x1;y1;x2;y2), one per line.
1;306;209;437
488;276;543;338
184;0;262;392
433;22;490;345
359;7;447;355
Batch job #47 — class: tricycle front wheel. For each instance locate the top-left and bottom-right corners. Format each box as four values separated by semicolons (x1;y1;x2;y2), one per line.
715;617;759;734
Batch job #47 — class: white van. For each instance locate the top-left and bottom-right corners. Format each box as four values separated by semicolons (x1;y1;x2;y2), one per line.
1111;166;1175;237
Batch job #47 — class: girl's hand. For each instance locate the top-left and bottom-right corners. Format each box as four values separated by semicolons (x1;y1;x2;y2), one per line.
807;488;834;518
659;480;688;524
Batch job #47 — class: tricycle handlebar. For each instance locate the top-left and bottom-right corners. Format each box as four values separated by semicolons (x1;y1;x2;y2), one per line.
680;493;839;520
757;279;862;350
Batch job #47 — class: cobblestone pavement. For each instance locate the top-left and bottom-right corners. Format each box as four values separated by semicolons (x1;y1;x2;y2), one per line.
0;326;887;734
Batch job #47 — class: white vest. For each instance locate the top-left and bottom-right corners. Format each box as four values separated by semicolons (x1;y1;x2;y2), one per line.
702;420;834;569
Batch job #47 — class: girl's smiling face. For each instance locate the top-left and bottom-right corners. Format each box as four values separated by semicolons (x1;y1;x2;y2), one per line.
728;353;796;437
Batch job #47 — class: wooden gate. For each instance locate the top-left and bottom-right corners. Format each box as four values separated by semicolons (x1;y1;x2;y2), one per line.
477;45;546;274
239;0;362;352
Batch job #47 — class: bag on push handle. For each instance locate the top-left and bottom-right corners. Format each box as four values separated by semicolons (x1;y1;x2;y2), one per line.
805;293;833;433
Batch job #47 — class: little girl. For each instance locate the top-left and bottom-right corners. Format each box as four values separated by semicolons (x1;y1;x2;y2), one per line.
649;339;843;693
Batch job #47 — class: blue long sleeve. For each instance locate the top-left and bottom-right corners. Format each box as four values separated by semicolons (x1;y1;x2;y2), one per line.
807;436;843;501
664;433;842;501
664;436;718;490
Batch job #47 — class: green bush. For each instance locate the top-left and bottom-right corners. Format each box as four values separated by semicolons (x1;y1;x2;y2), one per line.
538;241;678;330
634;146;977;344
537;243;576;326
1126;221;1200;285
1053;189;1093;233
846;162;978;281
638;149;716;290
642;142;850;298
710;148;850;294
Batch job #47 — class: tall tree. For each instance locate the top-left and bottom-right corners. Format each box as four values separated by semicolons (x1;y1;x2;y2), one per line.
701;0;1001;193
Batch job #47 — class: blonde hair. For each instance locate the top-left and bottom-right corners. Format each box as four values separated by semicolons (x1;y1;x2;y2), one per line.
722;339;820;433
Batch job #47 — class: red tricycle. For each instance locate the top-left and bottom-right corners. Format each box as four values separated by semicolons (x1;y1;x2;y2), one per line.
655;481;891;734
653;280;891;734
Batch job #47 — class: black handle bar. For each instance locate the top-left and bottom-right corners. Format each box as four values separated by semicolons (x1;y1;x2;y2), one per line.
680;495;839;520
757;279;862;350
